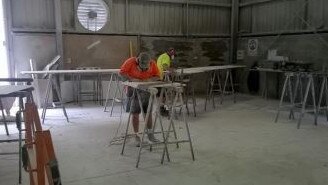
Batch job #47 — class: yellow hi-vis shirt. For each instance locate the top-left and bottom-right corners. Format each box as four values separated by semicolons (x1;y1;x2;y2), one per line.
157;53;171;80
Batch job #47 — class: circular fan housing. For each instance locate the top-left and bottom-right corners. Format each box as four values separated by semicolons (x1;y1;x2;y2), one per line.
77;0;109;32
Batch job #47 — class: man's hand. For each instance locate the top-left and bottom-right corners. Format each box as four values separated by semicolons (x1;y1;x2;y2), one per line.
168;68;176;74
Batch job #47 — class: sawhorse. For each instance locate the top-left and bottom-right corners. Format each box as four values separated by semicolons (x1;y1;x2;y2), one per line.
120;82;195;168
41;74;69;124
205;69;236;110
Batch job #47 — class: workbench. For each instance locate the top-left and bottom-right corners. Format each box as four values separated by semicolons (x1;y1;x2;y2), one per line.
172;65;246;111
21;69;120;124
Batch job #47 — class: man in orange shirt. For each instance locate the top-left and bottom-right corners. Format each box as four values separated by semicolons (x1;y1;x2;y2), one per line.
120;52;160;146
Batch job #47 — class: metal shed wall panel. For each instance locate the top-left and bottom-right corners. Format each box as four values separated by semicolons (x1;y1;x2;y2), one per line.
10;0;231;36
126;1;143;34
239;6;251;33
307;0;325;29
251;1;304;32
126;1;185;35
239;0;328;34
324;0;328;29
188;5;231;35
61;0;75;30
108;0;126;33
11;0;55;29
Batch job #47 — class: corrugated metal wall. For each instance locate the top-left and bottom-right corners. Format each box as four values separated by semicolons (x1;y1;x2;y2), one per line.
9;0;328;38
11;0;55;30
61;0;75;30
239;0;328;35
127;1;185;35
189;5;230;35
10;0;232;36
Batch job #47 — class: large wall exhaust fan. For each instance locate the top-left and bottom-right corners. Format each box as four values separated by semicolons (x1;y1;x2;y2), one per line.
77;0;109;32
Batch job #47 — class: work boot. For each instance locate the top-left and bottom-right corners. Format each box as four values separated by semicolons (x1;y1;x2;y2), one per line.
147;131;160;143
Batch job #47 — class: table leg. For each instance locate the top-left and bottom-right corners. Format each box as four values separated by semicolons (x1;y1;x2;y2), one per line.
180;90;195;161
121;89;136;155
297;76;311;129
52;75;69;123
161;90;179;164
287;75;295;120
77;74;82;106
222;70;229;104
136;94;154;168
204;73;209;111
311;77;318;126
16;111;23;184
228;69;236;103
110;75;121;117
0;99;9;135
104;73;114;112
325;77;328;121
262;71;268;99
41;75;52;124
275;74;289;123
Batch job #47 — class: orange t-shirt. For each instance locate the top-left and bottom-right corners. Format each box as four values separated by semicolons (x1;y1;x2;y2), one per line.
120;57;160;80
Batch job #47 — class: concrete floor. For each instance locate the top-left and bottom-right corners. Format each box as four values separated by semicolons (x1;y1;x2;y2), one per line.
1;94;328;185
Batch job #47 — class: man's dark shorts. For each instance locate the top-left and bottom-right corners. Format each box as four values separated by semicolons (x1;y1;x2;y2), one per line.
126;87;150;114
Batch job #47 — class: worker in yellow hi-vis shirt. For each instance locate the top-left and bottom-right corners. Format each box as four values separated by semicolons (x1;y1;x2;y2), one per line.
156;48;176;116
157;47;176;80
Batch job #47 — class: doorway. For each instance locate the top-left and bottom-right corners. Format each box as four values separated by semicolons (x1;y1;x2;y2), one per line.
0;0;9;78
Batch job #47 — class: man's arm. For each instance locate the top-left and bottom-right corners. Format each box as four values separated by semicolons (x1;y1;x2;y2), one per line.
119;73;129;81
147;61;161;82
120;60;141;82
120;73;141;82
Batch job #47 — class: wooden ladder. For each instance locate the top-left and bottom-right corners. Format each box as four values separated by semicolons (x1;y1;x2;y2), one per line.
23;103;61;185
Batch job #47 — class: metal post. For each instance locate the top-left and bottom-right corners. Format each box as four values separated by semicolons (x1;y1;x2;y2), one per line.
186;0;189;38
54;0;63;63
3;0;14;77
230;0;239;64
